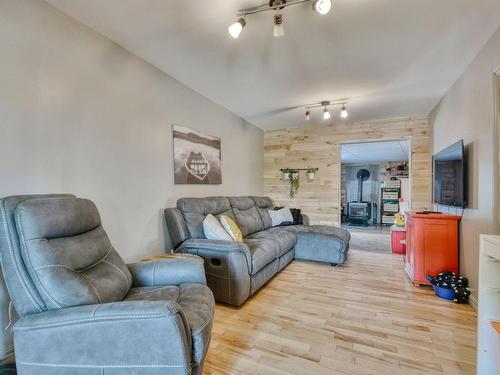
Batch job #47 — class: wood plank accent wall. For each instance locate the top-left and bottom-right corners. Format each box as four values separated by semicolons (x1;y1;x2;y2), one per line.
264;116;432;226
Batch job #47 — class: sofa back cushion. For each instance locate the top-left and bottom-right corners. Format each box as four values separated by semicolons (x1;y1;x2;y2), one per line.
203;214;233;241
253;197;274;230
228;197;264;237
177;197;233;239
14;197;132;310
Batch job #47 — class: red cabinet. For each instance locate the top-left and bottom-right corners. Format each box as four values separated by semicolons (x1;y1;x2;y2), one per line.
405;212;460;286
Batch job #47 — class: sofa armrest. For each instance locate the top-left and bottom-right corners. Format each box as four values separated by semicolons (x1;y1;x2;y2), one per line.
178;239;251;267
13;301;191;374
128;255;206;287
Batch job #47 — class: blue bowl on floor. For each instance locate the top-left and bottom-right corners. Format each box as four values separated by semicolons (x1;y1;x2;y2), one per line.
432;285;455;300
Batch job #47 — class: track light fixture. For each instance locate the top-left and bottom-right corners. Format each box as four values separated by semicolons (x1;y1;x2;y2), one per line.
229;0;332;39
273;12;285;37
312;0;332;15
340;104;349;119
323;107;331;120
228;17;246;39
303;100;350;122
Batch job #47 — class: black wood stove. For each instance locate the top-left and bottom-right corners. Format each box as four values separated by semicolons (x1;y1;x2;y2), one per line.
347;169;372;226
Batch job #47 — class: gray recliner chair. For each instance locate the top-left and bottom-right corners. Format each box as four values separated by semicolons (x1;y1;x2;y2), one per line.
0;194;214;375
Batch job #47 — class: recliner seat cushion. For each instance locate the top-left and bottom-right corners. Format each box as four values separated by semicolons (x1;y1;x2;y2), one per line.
14;197;132;309
245;227;297;256
228;197;264;236
125;283;214;366
177;197;233;239
243;238;280;275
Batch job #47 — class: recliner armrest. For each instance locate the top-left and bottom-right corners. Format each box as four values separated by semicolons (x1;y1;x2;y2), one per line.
178;239;251;267
128;254;206;287
13;301;192;374
176;239;252;306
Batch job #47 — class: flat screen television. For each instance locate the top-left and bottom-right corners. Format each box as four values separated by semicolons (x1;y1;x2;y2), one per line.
433;140;466;208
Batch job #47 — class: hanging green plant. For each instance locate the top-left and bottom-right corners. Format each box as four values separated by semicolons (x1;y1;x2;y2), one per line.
289;171;300;198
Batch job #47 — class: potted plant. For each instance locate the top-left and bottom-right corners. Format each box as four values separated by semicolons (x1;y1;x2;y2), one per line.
307;167;317;180
281;168;292;180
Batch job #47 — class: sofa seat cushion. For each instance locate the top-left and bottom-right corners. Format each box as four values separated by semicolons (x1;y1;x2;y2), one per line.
125;283;214;366
243;238;280;275
246;227;297;256
283;225;351;243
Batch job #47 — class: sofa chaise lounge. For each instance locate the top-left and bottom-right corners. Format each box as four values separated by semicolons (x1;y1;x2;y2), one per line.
165;196;350;306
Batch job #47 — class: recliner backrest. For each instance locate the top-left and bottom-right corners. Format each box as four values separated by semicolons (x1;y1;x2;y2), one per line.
1;196;132;315
252;197;274;230
228;197;264;236
172;196;276;240
177;197;234;239
0;194;74;316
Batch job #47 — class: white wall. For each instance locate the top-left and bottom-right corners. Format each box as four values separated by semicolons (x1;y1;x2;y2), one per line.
0;0;264;261
430;26;500;304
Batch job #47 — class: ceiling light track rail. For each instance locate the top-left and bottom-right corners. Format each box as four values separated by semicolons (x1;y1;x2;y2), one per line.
305;99;349;121
305;100;347;110
228;0;332;38
237;0;309;17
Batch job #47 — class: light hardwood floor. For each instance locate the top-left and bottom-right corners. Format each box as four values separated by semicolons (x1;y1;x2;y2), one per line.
204;249;476;375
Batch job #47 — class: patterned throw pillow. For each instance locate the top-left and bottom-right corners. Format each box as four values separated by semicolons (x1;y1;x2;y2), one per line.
268;208;294;227
219;215;243;243
203;214;233;241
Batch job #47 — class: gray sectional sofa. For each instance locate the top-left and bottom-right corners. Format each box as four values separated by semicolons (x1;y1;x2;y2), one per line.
165;196;350;306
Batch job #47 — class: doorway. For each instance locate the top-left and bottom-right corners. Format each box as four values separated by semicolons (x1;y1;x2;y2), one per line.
340;139;411;252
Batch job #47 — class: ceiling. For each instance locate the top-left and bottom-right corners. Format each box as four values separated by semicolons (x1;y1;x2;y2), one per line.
46;0;500;130
341;140;409;164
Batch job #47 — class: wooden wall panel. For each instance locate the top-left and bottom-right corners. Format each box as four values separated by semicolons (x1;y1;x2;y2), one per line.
264;116;432;226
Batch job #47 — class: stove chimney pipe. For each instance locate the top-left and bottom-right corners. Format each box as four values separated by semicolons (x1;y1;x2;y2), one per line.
356;169;370;202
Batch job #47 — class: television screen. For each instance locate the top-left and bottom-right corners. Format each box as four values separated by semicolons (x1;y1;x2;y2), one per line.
433;140;465;207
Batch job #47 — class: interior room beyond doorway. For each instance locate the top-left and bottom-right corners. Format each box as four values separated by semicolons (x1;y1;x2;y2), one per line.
341;139;411;252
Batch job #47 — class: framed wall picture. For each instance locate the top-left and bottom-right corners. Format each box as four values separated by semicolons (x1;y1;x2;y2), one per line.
173;125;222;184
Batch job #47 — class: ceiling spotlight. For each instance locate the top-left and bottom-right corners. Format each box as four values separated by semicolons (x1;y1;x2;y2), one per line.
340;105;349;119
313;0;332;15
323;107;331;120
273;13;284;37
305;109;310;121
228;17;246;38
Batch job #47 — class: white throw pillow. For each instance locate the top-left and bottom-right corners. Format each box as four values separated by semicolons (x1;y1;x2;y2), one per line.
203;214;233;241
268;208;294;227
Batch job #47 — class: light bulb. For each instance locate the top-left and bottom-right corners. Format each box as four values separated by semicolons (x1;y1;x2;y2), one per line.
228;18;246;39
340;105;349;119
273;13;284;37
313;0;332;15
323;108;331;120
305;110;310;121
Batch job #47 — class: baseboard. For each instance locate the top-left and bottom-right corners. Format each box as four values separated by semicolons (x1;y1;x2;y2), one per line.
469;294;478;311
